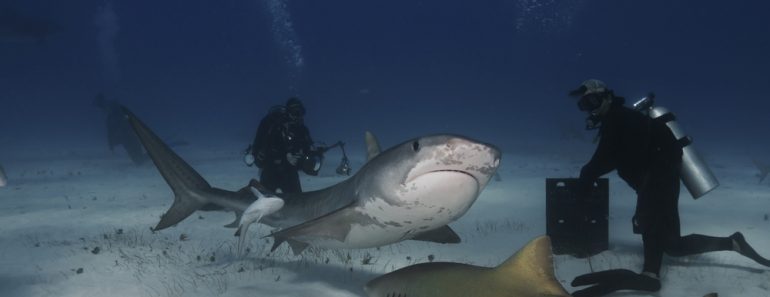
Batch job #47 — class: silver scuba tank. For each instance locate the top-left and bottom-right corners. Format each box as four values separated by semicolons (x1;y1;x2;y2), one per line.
633;94;719;199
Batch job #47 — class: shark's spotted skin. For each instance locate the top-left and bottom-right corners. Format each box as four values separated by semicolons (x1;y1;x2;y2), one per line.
364;236;571;297
123;107;500;254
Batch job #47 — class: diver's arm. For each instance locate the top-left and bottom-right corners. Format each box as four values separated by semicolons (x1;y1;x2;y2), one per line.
577;125;618;193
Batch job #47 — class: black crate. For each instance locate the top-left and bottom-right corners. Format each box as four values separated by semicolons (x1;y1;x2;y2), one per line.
546;178;608;258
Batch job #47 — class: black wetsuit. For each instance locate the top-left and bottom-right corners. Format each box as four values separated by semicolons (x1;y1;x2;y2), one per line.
252;109;313;193
577;97;733;275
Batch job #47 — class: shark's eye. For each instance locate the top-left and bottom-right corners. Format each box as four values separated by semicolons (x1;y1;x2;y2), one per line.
412;141;420;152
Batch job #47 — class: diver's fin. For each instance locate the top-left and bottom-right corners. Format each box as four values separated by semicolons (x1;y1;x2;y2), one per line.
410;225;461;244
122;106;213;231
494;236;570;297
365;131;381;162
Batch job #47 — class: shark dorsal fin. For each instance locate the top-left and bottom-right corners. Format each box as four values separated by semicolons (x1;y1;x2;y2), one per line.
495;236;569;296
365;131;381;162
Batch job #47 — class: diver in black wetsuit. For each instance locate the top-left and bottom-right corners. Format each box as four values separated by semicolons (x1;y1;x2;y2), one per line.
568;79;770;297
93;93;148;165
247;97;320;193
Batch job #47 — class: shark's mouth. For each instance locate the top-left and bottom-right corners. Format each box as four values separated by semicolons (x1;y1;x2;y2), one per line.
417;169;480;187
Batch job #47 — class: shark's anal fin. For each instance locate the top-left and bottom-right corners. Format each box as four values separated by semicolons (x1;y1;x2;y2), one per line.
287;239;310;255
495;236;570;297
410;225;461;244
365;131;381;162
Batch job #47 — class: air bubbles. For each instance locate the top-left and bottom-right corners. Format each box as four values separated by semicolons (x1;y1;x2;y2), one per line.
264;0;304;87
514;0;582;33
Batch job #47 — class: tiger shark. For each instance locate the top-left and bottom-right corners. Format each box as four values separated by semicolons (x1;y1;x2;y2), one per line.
364;236;571;297
122;107;501;254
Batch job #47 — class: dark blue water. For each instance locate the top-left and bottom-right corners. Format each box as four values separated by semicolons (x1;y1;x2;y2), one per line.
2;0;769;155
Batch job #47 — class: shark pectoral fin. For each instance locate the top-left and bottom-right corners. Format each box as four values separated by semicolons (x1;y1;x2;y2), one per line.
410;225;461;244
269;202;359;254
365;131;381;162
495;236;570;297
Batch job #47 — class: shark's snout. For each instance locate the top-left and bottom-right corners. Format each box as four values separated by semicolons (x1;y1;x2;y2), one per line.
439;137;501;186
402;135;500;196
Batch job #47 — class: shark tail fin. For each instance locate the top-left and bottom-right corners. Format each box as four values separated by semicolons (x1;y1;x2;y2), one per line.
365;131;381;162
494;236;570;297
121;106;213;231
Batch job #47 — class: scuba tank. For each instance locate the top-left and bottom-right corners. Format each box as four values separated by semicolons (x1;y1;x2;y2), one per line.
633;94;719;199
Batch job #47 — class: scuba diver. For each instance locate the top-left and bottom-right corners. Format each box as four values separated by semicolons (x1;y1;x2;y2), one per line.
246;97;323;193
93;93;148;165
567;79;770;297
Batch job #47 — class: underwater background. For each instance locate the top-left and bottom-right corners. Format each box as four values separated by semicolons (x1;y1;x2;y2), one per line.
1;1;770;297
3;0;770;153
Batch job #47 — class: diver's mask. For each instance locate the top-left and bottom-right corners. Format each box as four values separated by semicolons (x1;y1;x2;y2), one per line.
287;104;306;123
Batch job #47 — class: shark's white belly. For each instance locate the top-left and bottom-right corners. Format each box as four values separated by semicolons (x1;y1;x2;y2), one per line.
307;171;480;249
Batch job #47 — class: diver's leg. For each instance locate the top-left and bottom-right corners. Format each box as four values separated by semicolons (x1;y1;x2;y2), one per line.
666;232;770;267
260;165;280;193
641;226;666;277
665;234;732;256
283;167;302;193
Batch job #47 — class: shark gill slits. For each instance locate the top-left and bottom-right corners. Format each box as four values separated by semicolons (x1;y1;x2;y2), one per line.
412;141;420;152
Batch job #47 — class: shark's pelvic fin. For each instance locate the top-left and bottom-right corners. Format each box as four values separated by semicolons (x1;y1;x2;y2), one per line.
267;201;358;254
122;106;213;231
410;225;461;244
495;236;570;297
365;131;381;162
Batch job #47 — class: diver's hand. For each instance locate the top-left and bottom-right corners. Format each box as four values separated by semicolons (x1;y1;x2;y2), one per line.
286;152;302;166
571;269;661;297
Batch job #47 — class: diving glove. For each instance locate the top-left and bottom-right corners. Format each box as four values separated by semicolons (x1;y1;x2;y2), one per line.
571;269;661;297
